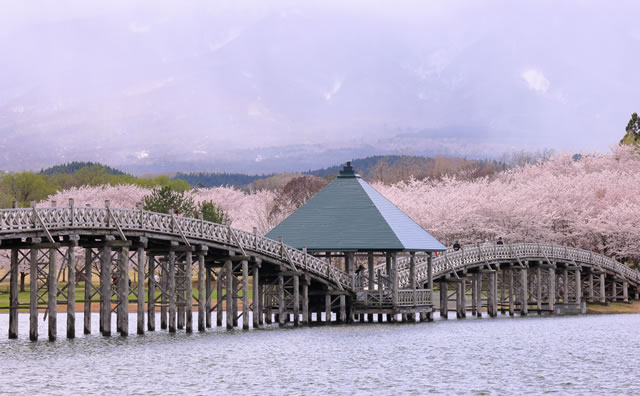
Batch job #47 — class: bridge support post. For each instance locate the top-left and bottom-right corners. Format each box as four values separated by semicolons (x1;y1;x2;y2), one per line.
456;280;465;319
186;252;194;333
67;245;77;339
293;275;300;327
548;267;556;312
599;274;606;303
253;265;260;329
227;261;234;329
168;251;176;333
137;247;146;335
471;273;477;316
623;281;629;303
100;245;112;336
197;251;205;332
9;249;19;339
612;280;617;302
520;268;528;316
278;275;285;326
488;271;497;318
117;247;129;336
84;248;93;335
29;247;39;341
160;259;167;330
439;280;448;319
508;267;515;316
588;273;594;302
501;268;506;315
48;247;58;341
232;276;239;327
325;294;331;324
562;269;569;303
216;267;223;327
536;265;543;314
302;282;309;326
575;268;582;306
148;254;156;331
339;295;346;323
177;258;185;331
242;260;249;330
258;283;264;325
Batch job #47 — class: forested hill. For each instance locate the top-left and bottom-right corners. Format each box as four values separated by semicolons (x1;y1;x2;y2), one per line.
40;162;127;176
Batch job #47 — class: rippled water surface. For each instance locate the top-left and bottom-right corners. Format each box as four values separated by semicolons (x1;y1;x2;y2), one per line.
1;313;639;395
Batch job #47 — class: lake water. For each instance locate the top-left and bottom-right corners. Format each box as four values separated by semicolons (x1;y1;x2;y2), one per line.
0;312;639;395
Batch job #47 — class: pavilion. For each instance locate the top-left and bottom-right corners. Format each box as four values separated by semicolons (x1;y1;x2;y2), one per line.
266;162;446;320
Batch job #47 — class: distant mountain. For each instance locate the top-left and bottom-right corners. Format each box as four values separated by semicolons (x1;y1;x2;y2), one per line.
40;162;128;176
172;171;273;188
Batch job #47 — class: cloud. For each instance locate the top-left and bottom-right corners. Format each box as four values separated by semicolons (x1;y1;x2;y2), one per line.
128;22;150;34
324;77;344;101
136;150;149;159
521;68;550;93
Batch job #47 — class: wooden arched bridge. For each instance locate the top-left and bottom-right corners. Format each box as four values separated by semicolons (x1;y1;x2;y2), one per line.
1;203;639;341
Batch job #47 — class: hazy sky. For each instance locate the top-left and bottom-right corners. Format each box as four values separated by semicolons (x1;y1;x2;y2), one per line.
0;0;639;173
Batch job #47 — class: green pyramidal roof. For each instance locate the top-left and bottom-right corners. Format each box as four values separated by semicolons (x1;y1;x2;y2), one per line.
265;163;446;252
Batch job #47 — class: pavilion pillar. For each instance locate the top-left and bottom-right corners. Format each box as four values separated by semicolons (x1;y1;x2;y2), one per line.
368;252;374;323
427;253;433;291
391;252;398;308
385;254;392;290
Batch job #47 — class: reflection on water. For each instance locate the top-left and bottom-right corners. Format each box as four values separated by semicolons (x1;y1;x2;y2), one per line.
1;313;639;395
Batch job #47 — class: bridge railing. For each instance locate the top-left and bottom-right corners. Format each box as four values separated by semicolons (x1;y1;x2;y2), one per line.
397;289;432;307
0;206;354;291
395;243;640;287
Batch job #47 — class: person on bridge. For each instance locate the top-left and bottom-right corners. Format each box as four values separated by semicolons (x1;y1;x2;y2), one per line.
453;241;461;251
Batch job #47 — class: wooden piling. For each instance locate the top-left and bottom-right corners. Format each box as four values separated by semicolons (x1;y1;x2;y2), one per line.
599;273;606;303
226;260;233;329
562;269;569;303
215;268;222;327
508;268;515;316
186;252;193;333
520;268;528;316
29;247;38;341
456;281;463;319
588;273;594;302
137;247;145;335
48;248;58;341
278;275;285;326
67;247;76;339
548;267;556;312
623;281;628;303
293;275;300;326
460;278;466;318
242;261;249;330
501;268;506;315
439;280;448;319
253;265;260;328
100;245;112;336
198;252;206;332
168;251;176;333
575;269;582;305
258;283;264;325
232;276;239;327
160;260;167;330
536;265;542;314
325;294;331;324
339;295;346;323
302;282;309;326
148;254;156;331
84;248;92;335
9;249;19;339
118;247;129;336
488;271;497;318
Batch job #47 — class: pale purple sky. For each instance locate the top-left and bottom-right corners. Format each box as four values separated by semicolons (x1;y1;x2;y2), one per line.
1;0;639;173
